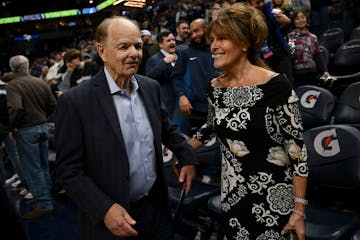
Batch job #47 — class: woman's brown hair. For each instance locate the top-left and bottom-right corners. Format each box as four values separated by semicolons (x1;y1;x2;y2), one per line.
207;2;270;69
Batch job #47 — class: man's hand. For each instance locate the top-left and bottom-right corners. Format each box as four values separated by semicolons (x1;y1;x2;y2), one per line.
163;55;176;64
56;91;63;97
103;203;138;237
274;13;291;28
8;131;14;140
178;165;197;195
179;95;192;115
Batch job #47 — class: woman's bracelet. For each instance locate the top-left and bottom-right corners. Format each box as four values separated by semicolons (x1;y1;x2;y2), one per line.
292;209;306;219
294;197;308;206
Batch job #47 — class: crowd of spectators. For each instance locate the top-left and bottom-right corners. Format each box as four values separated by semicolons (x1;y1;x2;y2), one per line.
0;0;359;238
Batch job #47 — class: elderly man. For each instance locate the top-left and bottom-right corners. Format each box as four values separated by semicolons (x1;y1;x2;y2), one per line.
55;16;197;240
6;55;57;219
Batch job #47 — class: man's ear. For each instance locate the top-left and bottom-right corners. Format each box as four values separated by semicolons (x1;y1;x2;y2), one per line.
96;42;104;60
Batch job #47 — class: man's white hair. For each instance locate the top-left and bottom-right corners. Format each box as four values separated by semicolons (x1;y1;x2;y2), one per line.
9;55;29;73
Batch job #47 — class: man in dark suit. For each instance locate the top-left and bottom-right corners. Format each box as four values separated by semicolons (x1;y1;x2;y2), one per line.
146;31;177;118
55;16;197;240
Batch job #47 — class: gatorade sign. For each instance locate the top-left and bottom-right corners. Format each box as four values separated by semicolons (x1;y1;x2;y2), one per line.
300;90;320;108
313;128;340;157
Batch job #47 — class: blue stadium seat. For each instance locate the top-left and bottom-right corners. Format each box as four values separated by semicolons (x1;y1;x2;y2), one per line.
333;39;360;75
333;82;360;128
295;85;336;130
304;124;360;239
162;136;221;239
319;28;344;56
351;25;360;40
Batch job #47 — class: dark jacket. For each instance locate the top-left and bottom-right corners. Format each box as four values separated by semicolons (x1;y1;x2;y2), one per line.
6;74;56;129
55;70;197;240
171;43;216;113
145;51;177;117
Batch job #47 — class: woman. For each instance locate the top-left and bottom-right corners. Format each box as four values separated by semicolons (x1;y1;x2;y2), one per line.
188;3;308;239
288;10;330;87
272;0;294;19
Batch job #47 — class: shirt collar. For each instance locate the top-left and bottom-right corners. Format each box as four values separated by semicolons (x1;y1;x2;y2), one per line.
104;67;139;96
160;49;177;60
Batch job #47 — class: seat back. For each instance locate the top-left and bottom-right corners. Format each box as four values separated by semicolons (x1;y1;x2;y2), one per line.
304;124;360;188
333;39;360;75
295;85;335;130
351;25;360;40
333;82;360;125
319;28;344;55
319;45;330;68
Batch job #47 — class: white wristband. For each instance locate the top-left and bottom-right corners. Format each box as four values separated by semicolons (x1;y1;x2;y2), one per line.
294;197;308;205
292;209;306;219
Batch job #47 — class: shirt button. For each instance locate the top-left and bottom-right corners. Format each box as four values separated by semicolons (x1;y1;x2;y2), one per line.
141;138;145;142
147;177;150;181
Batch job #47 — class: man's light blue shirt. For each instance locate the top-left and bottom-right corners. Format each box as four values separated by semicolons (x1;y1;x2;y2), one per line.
105;68;156;201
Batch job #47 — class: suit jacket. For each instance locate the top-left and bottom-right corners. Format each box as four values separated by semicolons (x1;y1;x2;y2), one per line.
145;51;176;117
55;70;197;240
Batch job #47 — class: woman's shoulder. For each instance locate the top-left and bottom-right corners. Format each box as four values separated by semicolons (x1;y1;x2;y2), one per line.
259;73;293;102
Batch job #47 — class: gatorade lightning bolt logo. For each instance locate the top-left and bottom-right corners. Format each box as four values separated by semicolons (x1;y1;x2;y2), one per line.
313;128;340;157
300;90;320;108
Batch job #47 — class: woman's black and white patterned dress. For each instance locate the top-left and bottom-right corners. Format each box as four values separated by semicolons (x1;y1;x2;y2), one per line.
195;74;308;239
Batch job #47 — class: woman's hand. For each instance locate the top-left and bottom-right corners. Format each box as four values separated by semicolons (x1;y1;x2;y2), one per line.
281;212;306;240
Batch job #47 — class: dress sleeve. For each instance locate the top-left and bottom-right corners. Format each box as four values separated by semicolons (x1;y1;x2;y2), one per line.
193;95;217;144
275;89;308;177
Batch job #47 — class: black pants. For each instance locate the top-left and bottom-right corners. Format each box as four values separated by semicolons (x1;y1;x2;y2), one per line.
128;191;173;240
181;110;207;137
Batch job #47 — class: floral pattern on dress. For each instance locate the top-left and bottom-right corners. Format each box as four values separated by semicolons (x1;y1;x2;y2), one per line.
267;183;294;215
252;203;279;227
256;230;287;240
247;172;275;195
195;75;308;239
229;218;250;240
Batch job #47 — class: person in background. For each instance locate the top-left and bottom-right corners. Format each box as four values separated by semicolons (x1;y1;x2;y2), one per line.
7;55;57;219
81;52;93;63
309;0;333;37
291;0;311;11
188;3;308;239
55;16;197;240
172;18;217;136
288;10;330;87
272;0;294;19
138;29;159;75
46;50;65;97
248;0;295;85
175;20;190;53
146;31;178;118
46;50;64;85
210;0;222;20
0;72;28;197
57;48;99;96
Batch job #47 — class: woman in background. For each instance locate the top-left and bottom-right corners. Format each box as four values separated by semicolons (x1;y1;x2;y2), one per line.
288;9;330;87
